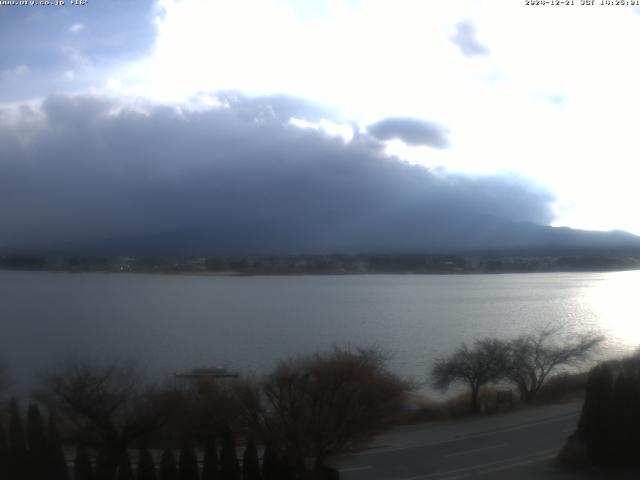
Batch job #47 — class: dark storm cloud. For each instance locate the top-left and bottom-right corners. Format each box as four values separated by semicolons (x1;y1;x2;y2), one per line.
367;117;450;148
0;93;555;253
450;20;489;57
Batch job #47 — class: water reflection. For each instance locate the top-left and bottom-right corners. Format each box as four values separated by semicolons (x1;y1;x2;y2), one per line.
589;270;640;354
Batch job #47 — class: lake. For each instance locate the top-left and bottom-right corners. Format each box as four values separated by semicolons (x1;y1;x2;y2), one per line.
1;270;639;393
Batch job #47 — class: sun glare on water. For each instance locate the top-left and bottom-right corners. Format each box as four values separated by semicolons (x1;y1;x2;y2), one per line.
588;270;640;354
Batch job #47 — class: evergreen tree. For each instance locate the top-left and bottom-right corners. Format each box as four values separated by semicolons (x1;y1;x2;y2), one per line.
159;448;179;480
580;364;614;464
178;443;199;480
117;450;135;480
27;403;47;480
610;371;640;464
0;422;9;480
73;445;95;480
137;446;157;480
219;425;240;480
9;398;28;480
241;437;260;480
260;445;278;480
46;413;71;480
201;435;218;480
96;449;116;480
629;369;640;466
277;454;293;480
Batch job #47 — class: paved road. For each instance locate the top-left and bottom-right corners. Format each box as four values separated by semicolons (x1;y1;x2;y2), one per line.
332;402;590;479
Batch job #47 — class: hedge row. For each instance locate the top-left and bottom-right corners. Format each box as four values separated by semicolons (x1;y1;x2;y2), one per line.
0;400;337;480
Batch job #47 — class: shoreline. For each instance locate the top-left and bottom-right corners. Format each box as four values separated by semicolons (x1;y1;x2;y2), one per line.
1;266;640;277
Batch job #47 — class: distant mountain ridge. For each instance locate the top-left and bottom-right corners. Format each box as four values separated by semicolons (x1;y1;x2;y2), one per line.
13;213;640;257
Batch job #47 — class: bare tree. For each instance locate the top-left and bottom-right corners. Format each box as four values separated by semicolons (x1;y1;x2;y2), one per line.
35;359;181;475
431;338;508;414
235;346;408;477
505;327;603;402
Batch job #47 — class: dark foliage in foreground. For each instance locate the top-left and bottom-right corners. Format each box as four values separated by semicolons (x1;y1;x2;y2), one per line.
561;355;640;467
570;354;640;466
220;424;241;480
137;446;157;480
159;448;179;480
178;444;199;480
235;346;407;478
74;445;95;480
201;435;218;480
242;437;261;480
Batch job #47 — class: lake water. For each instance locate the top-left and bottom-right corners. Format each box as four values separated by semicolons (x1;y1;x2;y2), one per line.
1;270;639;393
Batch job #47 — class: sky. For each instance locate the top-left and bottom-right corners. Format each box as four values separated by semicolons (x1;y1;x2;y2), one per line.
2;0;640;249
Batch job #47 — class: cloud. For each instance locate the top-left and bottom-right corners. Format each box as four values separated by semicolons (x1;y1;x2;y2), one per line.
450;20;489;57
0;1;156;101
367;117;450;148
1;64;30;80
216;91;335;124
69;23;85;33
0;93;555;253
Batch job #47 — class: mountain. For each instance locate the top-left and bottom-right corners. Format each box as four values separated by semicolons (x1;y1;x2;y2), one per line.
14;213;640;257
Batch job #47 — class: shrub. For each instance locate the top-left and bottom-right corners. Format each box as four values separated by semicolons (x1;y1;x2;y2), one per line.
73;445;95;480
570;354;640;466
201;435;218;480
137;446;157;480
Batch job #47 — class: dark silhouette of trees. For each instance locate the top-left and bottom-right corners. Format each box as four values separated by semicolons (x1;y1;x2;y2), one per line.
74;445;95;480
505;327;602;403
431;339;508;414
36;359;182;476
167;378;240;443
432;329;602;412
46;413;71;480
9;398;27;480
0;421;9;479
117;450;135;480
27;403;47;480
219;425;240;480
137;446;157;480
178;443;199;480
159;448;179;480
277;454;293;480
260;444;278;480
1;402;70;480
201;435;219;480
96;448;116;480
571;354;640;466
236;346;407;477
242;437;260;480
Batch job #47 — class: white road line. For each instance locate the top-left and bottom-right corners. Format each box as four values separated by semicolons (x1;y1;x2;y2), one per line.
415;449;557;479
477;453;556;476
444;443;507;458
353;413;577;456
339;465;372;472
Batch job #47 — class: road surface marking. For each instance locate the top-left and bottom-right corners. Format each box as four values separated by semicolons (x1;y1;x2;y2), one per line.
339;465;371;472
354;413;577;456
444;443;507;458
477;453;556;476
415;449;557;479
